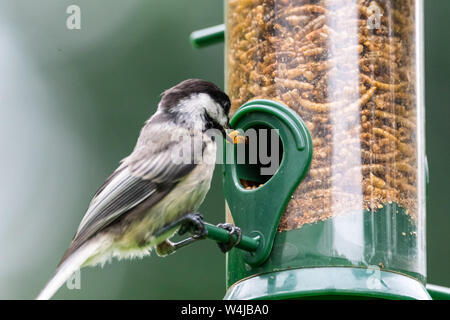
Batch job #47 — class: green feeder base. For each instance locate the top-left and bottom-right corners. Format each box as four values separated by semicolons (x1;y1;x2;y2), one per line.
224;267;431;300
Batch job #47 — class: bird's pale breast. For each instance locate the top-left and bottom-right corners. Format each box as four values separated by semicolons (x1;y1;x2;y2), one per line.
109;138;217;257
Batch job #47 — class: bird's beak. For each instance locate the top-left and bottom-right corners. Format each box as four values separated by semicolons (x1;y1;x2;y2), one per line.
225;133;234;143
223;129;234;143
223;120;234;143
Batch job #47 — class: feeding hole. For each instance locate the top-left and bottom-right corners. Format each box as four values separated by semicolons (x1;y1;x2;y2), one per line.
235;125;283;190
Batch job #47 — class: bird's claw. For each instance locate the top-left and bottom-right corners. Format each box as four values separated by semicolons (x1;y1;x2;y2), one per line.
178;213;207;239
217;223;242;253
155;240;176;257
157;214;242;255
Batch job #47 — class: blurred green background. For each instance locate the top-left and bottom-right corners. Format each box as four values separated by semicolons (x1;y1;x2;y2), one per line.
0;0;448;299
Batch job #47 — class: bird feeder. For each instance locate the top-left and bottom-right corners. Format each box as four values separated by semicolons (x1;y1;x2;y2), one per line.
190;0;450;300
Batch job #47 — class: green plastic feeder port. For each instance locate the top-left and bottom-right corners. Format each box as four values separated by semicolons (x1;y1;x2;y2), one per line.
223;99;313;267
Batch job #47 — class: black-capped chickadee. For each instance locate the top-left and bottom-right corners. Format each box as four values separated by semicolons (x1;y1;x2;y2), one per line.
37;79;231;300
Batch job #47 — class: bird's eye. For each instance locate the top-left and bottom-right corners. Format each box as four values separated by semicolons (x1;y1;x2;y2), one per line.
224;101;231;114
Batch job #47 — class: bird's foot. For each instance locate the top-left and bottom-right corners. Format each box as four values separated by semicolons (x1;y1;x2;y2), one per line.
155;214;244;255
177;213;207;239
154;213;208;256
216;223;242;253
155;240;176;257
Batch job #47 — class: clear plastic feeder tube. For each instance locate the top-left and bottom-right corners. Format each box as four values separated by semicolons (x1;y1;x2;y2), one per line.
226;0;425;282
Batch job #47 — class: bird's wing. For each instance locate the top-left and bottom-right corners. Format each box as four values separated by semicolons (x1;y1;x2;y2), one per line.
60;123;199;264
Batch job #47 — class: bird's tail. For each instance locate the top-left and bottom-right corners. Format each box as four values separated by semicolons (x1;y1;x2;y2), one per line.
36;241;101;300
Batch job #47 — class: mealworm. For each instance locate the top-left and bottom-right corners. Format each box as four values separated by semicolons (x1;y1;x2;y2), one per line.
360;74;407;91
298;97;333;113
369;173;386;189
283;4;328;16
361;109;416;129
361;150;402;162
275;78;314;91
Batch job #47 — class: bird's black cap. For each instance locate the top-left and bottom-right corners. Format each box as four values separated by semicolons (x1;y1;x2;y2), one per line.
159;79;230;115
